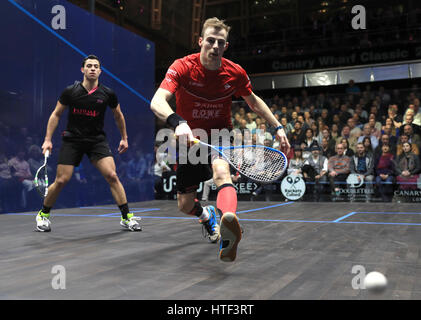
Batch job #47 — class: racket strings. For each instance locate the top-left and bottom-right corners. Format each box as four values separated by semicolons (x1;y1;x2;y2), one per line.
34;167;48;197
223;147;287;183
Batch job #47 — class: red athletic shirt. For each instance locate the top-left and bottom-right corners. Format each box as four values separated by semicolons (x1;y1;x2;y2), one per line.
159;53;253;133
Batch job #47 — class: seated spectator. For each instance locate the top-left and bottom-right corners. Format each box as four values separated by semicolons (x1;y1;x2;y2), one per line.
385;105;402;129
303;128;319;150
337;125;358;152
374;134;396;159
368;115;382;140
330;123;340;141
362;136;375;157
358;124;379;150
0;151;20;212
302;145;328;201
403;112;421;135
396;134;420;157
245;112;257;131
382;118;400;137
375;144;395;202
288;121;305;146
328;143;351;195
350;143;375;201
395;142;420;191
321;137;335;159
402;124;421;147
348;117;362;138
256;123;273;144
281;116;293;136
403;98;421;127
339;137;355;157
8;149;34;209
287;146;305;177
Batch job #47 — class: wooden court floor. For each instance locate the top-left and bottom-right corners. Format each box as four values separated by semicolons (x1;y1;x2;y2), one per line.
1;200;421;300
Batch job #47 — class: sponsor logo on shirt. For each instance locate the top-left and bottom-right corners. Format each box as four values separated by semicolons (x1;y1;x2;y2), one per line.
189;81;204;87
167;69;177;76
192;109;222;119
72;107;99;117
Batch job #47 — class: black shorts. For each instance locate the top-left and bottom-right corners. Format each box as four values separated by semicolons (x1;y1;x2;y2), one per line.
176;162;213;194
58;135;113;166
175;134;233;194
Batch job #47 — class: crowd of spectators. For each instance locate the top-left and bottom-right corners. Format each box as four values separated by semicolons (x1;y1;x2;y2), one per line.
225;80;421;202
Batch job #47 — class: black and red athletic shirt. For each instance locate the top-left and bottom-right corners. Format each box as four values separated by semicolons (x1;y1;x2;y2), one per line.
59;81;119;138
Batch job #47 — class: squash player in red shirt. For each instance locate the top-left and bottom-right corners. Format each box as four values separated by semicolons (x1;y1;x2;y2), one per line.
151;18;290;262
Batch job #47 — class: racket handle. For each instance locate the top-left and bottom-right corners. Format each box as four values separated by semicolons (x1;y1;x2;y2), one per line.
45;150;50;158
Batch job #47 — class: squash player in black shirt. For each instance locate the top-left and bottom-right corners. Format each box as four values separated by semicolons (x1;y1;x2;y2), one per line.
35;55;141;232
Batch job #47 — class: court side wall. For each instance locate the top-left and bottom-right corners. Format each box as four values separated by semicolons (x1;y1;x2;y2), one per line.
0;0;155;213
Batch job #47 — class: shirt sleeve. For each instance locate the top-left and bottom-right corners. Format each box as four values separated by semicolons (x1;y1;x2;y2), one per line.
107;88;119;109
159;59;184;93
58;85;73;106
234;64;253;98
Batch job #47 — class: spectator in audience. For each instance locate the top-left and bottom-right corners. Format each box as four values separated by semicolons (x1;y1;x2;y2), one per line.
368;115;382;140
382;118;400;137
245;112;257;131
8;149;34;209
375;144;395;202
339;137;355;157
288;145;305;177
403;112;421;135
348;117;362;138
402;124;421;147
404;98;421;126
321;137;335;159
281;116;293;136
396;134;419;157
328;143;351;196
358;124;379;150
350;143;375;201
303;128;318;150
374;134;396;159
0;150;20;211
385;105;402;128
346;79;361;95
302;145;328;201
289;121;305;146
330;123;340;141
395;142;420;191
256;123;273;144
362;136;375;157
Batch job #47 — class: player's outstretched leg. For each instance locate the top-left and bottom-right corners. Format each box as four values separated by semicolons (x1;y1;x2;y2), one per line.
216;183;241;262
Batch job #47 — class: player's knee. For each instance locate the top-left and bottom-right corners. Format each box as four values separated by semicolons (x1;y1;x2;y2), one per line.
105;171;119;184
212;164;230;182
55;175;71;187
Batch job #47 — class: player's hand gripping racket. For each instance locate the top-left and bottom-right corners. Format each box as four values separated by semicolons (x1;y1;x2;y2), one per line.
192;138;288;183
34;150;50;198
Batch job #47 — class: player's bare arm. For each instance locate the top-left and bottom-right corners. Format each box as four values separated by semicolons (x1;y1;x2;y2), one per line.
150;88;194;140
242;92;290;151
41;101;67;155
111;104;129;154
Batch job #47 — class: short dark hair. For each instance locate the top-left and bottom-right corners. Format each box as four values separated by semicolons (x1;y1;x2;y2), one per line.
82;54;101;67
